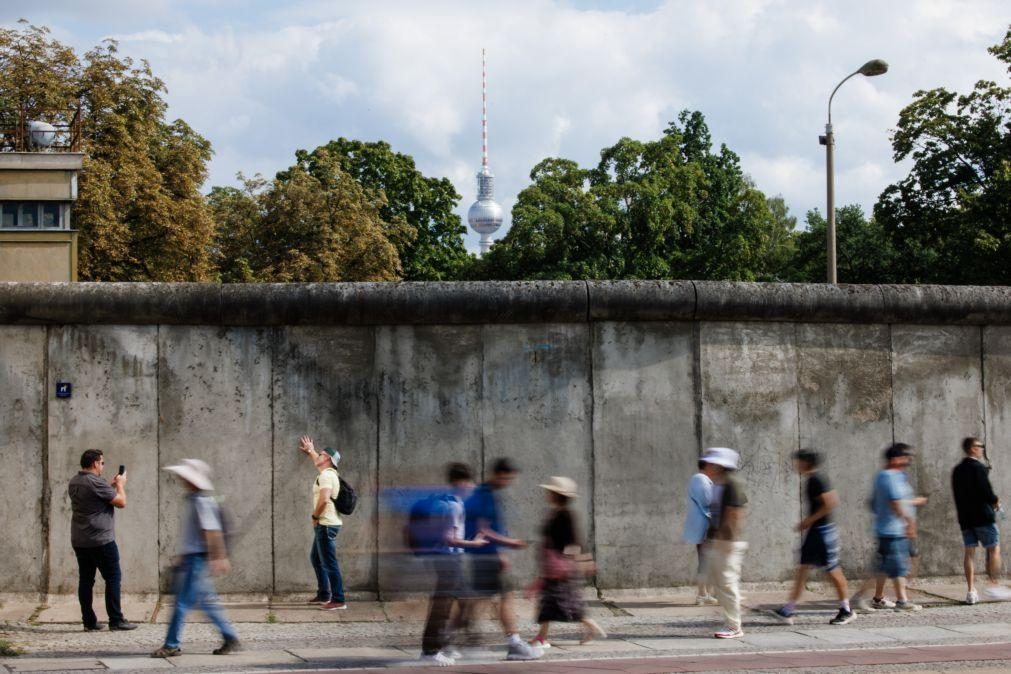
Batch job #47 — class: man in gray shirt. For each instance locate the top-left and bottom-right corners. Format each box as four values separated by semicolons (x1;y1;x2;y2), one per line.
68;449;136;631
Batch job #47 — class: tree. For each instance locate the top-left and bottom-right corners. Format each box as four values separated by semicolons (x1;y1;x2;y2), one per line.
874;26;1011;284
207;154;401;282
476;110;788;281
290;139;469;280
0;21;216;280
787;206;896;283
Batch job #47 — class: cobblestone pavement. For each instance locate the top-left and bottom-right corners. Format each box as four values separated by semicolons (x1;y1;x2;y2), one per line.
1;580;1009;672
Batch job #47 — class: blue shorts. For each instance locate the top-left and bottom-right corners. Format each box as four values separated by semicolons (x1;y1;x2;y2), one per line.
962;524;999;549
800;524;841;571
876;536;909;578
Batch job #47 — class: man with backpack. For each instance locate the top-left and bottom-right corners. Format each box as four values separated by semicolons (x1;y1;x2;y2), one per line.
299;435;347;611
408;463;487;666
151;459;240;658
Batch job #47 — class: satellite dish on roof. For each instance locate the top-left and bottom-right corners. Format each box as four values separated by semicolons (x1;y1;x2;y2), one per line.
28;120;57;148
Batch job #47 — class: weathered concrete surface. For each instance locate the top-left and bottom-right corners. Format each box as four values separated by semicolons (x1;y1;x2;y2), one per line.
588;281;695;321
0;326;45;592
46;326;159;594
375;326;484;595
272;327;378;594
592;322;698;588
699;322;799;581
480;324;593;584
891;325;984;577
157;327;273;592
983;327;1011;555
796;324;894;575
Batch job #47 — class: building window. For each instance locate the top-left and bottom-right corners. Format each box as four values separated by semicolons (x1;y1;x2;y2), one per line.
0;202;66;229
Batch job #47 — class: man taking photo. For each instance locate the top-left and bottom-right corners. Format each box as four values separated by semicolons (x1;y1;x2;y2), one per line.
68;449;137;631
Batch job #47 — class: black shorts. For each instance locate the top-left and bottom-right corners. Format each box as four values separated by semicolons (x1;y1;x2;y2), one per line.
470;555;508;597
799;524;841;571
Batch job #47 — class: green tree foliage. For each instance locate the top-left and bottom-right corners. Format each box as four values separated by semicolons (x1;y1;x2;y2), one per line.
874;26;1011;284
207;154;401;282
0;21;216;280
475;111;789;281
787;206;897;283
289;139;470;280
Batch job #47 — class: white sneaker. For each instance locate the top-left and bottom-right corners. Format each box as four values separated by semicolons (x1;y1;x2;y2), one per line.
714;625;744;639
419;652;455;666
894;600;922;611
696;594;719;605
966;589;979;605
871;597;896;610
442;646;462;659
852;595;872;613
984;585;1011;600
506;640;543;660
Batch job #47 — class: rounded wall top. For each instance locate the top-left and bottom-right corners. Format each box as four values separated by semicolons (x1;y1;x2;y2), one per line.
2;281;1011;326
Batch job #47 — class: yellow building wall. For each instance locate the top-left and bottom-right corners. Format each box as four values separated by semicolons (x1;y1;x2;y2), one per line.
0;170;75;200
0;232;78;281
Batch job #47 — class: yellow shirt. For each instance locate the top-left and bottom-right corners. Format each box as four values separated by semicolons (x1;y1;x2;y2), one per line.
313;468;342;527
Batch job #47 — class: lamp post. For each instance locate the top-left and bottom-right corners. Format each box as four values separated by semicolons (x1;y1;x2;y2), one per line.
820;59;888;284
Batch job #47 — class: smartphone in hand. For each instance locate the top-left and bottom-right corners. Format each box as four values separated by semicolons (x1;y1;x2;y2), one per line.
118;465;126;476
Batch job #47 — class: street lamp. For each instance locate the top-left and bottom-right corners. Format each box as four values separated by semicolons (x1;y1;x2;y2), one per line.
820;59;888;284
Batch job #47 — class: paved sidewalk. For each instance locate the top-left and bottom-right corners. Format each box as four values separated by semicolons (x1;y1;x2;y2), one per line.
1;581;1009;672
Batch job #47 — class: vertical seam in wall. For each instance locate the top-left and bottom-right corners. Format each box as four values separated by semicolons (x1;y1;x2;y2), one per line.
793;323;803;550
269;327;277;596
479;326;487;478
979;326;987;445
587;318;597;596
41;325;51;599
156;324;162;597
372;325;380;595
692;321;703;458
888;324;896;445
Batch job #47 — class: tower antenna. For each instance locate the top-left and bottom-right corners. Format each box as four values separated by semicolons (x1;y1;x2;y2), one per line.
468;47;503;255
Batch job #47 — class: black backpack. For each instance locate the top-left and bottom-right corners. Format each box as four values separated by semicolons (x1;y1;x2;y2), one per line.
333;476;358;515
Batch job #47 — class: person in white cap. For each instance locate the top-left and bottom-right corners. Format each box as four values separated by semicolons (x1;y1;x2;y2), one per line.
152;459;240;658
701;447;748;639
529;476;606;650
682;458;721;606
298;435;347;610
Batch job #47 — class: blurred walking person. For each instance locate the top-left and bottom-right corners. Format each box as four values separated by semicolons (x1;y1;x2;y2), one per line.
298;435;347;610
852;444;921;612
69;449;137;632
769;449;855;625
458;458;542;660
151;460;240;658
701;447;748;639
683;459;720;605
953;436;1011;602
414;463;487;666
529;477;605;650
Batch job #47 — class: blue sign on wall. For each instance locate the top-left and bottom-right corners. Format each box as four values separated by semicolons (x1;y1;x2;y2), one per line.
56;382;72;399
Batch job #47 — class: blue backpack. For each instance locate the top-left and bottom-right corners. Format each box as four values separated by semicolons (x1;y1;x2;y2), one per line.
404;493;454;555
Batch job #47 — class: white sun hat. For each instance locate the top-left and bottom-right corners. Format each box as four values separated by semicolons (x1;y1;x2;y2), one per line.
701;447;740;471
163;458;214;491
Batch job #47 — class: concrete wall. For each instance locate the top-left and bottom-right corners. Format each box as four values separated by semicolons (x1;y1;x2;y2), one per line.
0;281;1008;596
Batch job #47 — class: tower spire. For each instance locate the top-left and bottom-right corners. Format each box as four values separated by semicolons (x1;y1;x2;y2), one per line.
468;47;503;255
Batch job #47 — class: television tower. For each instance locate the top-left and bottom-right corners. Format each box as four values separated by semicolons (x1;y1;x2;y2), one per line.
467;48;503;255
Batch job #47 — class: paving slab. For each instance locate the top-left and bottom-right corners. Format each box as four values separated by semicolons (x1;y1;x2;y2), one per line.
626;636;745;651
0;601;38;623
796;626;900;644
915;582;1002;604
871;625;965;642
549;638;651;653
290;646;411;661
610;600;720;618
167;649;302;667
100;656;175;670
1;658;105;672
939;622;1011;637
34;595;158;624
269;600;387;623
738;630;822;648
154;601;269;623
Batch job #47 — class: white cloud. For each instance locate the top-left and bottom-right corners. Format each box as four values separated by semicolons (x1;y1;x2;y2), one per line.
104;29;182;44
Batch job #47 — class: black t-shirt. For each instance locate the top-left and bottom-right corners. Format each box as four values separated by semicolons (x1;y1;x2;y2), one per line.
805;472;832;527
542;508;578;552
710;475;748;541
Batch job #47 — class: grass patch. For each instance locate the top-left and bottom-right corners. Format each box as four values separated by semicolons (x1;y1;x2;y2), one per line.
0;639;23;656
266;613;278;624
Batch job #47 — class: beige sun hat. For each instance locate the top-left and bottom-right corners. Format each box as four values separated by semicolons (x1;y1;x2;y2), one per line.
163;458;214;491
539;475;578;498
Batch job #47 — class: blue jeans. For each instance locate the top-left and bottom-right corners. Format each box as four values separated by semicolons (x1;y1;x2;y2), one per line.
164;554;237;649
876;536;910;578
310;525;345;603
73;541;124;628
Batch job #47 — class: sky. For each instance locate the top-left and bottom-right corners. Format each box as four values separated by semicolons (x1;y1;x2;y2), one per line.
6;0;1009;252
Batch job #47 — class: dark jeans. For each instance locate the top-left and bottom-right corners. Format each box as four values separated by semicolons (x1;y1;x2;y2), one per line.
310;524;345;603
422;555;464;655
73;541;124;627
